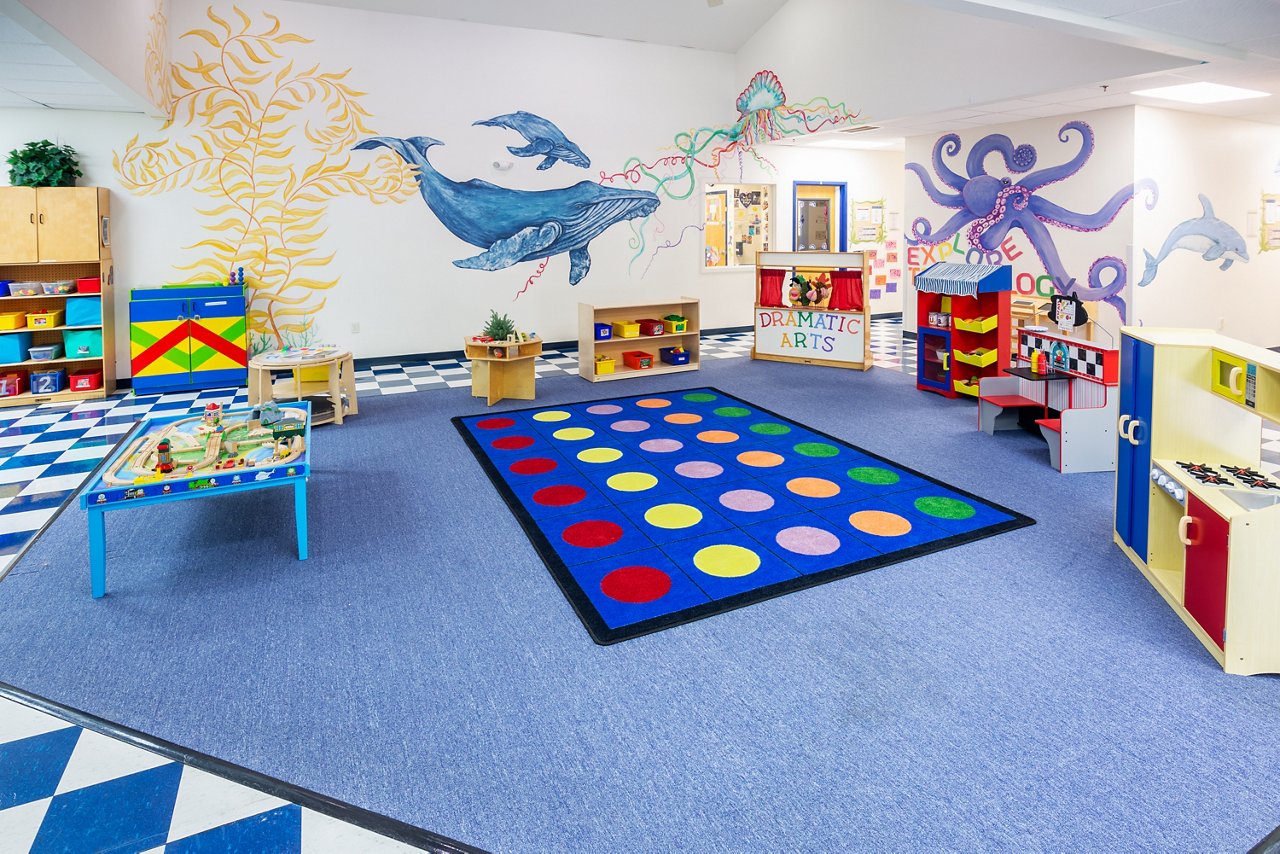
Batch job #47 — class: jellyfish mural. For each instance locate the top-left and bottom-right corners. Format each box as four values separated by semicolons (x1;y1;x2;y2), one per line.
905;121;1158;320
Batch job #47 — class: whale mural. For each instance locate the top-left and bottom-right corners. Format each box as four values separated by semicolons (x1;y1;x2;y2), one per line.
1138;194;1249;287
475;111;590;170
354;135;659;284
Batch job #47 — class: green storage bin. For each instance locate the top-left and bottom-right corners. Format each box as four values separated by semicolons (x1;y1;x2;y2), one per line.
62;328;102;359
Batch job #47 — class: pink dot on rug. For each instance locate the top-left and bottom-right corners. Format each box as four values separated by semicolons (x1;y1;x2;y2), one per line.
718;489;775;512
775;525;841;556
491;435;535;451
611;419;650;432
600;565;672;603
587;404;623;415
476;417;515;430
674;460;724;479
562;520;623;548
639;438;683;453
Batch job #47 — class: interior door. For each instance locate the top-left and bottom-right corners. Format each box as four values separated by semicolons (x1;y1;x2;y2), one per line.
794;183;841;252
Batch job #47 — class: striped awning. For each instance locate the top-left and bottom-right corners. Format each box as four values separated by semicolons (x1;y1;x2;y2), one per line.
914;262;1009;296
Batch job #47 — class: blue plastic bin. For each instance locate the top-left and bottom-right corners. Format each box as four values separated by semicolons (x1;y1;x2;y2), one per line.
65;297;102;327
0;332;33;364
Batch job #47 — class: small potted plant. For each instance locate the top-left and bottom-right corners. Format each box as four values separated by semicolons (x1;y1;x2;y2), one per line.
481;310;516;342
6;140;83;187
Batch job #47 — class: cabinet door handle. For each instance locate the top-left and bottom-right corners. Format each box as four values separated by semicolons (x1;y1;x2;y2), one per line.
29;213;35;224
38;213;44;225
1178;516;1193;546
1228;365;1243;396
940;353;950;371
1127;419;1143;446
192;314;201;321
1118;414;1131;438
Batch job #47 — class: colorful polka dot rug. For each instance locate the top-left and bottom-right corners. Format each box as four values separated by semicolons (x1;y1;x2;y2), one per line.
454;388;1034;644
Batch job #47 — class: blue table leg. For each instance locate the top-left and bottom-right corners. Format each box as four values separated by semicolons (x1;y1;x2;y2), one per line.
295;479;308;560
88;508;106;598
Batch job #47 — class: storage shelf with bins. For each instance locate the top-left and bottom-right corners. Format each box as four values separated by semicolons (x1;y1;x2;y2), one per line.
914;263;1012;399
578;298;700;382
0;186;114;407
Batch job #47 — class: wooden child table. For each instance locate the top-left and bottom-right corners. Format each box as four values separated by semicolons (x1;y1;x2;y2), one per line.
248;346;357;425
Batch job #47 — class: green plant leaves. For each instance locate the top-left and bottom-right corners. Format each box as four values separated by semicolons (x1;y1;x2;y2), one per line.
6;139;82;187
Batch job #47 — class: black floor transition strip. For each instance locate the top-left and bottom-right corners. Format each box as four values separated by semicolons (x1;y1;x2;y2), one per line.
0;681;488;853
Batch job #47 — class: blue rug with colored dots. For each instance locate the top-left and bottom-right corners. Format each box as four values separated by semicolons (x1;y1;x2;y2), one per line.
454;388;1034;644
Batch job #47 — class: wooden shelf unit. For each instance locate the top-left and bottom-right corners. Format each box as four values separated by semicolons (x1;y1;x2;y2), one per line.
578;298;700;382
464;336;543;404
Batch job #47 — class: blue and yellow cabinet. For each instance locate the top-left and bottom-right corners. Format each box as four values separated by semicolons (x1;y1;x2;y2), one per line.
1114;327;1280;675
129;285;247;394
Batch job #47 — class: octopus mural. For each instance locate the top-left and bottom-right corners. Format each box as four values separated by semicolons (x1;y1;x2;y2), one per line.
905;121;1158;319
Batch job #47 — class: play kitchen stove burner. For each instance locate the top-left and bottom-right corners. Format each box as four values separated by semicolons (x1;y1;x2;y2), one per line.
1219;465;1280;490
1153;461;1280;503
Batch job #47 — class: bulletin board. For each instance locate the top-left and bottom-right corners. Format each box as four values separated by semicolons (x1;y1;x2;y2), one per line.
1261;193;1280;253
850;198;885;244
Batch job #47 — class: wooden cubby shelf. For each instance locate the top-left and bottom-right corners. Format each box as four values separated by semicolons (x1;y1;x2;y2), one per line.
578;298;700;382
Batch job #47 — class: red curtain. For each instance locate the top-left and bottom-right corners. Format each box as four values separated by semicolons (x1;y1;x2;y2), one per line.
758;268;785;307
828;270;863;311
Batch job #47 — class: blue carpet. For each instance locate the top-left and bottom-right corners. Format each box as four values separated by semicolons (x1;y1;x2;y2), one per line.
1;358;1279;852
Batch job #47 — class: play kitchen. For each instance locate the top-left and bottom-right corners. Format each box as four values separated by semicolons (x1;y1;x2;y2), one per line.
1114;327;1280;675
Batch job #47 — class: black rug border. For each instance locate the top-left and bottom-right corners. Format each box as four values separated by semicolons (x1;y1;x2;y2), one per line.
453;386;1035;645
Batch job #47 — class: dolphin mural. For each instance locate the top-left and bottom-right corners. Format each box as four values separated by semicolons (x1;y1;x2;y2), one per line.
474;111;590;170
354;136;659;284
1138;194;1249;287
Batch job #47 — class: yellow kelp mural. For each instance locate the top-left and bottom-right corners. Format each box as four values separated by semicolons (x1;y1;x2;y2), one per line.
116;6;415;351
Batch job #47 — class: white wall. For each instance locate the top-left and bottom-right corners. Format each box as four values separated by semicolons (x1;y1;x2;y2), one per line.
1132;106;1280;348
735;0;1190;125
903;107;1139;343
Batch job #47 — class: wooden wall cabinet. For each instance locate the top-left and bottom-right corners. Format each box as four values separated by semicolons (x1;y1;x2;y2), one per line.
0;187;110;264
0;188;115;408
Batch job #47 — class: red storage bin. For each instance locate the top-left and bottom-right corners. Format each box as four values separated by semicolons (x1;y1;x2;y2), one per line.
622;350;654;370
636;318;665;336
75;277;102;294
68;368;103;391
0;371;26;397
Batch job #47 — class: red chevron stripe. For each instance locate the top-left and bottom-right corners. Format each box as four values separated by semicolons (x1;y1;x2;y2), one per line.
189;323;247;363
132;324;193;375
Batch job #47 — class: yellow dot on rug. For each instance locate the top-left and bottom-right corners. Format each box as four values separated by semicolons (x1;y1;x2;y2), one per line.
552;427;595;441
607;472;659;492
578;447;623;464
644;503;703;529
533;410;572;422
693;544;761;577
848;510;913;537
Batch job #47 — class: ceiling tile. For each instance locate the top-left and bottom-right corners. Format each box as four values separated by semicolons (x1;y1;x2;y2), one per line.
1114;0;1280;47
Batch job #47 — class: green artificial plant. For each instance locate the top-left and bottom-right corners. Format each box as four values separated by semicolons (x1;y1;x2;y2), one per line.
6;140;82;187
482;310;516;340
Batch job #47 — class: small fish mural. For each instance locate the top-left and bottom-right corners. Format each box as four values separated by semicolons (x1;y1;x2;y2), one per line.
354;135;659;284
1139;194;1249;287
474;111;590;170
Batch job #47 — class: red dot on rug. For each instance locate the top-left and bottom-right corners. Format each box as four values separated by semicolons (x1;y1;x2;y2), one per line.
600;565;672;603
476;417;516;430
562;520;623;548
533;484;587;507
491;435;535;450
509;457;557;475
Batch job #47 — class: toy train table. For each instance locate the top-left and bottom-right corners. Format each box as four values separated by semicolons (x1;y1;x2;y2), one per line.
78;401;311;598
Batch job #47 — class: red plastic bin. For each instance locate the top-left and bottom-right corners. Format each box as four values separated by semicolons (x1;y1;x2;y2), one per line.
68;368;103;391
74;277;102;294
622;350;654;370
636;318;665;336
